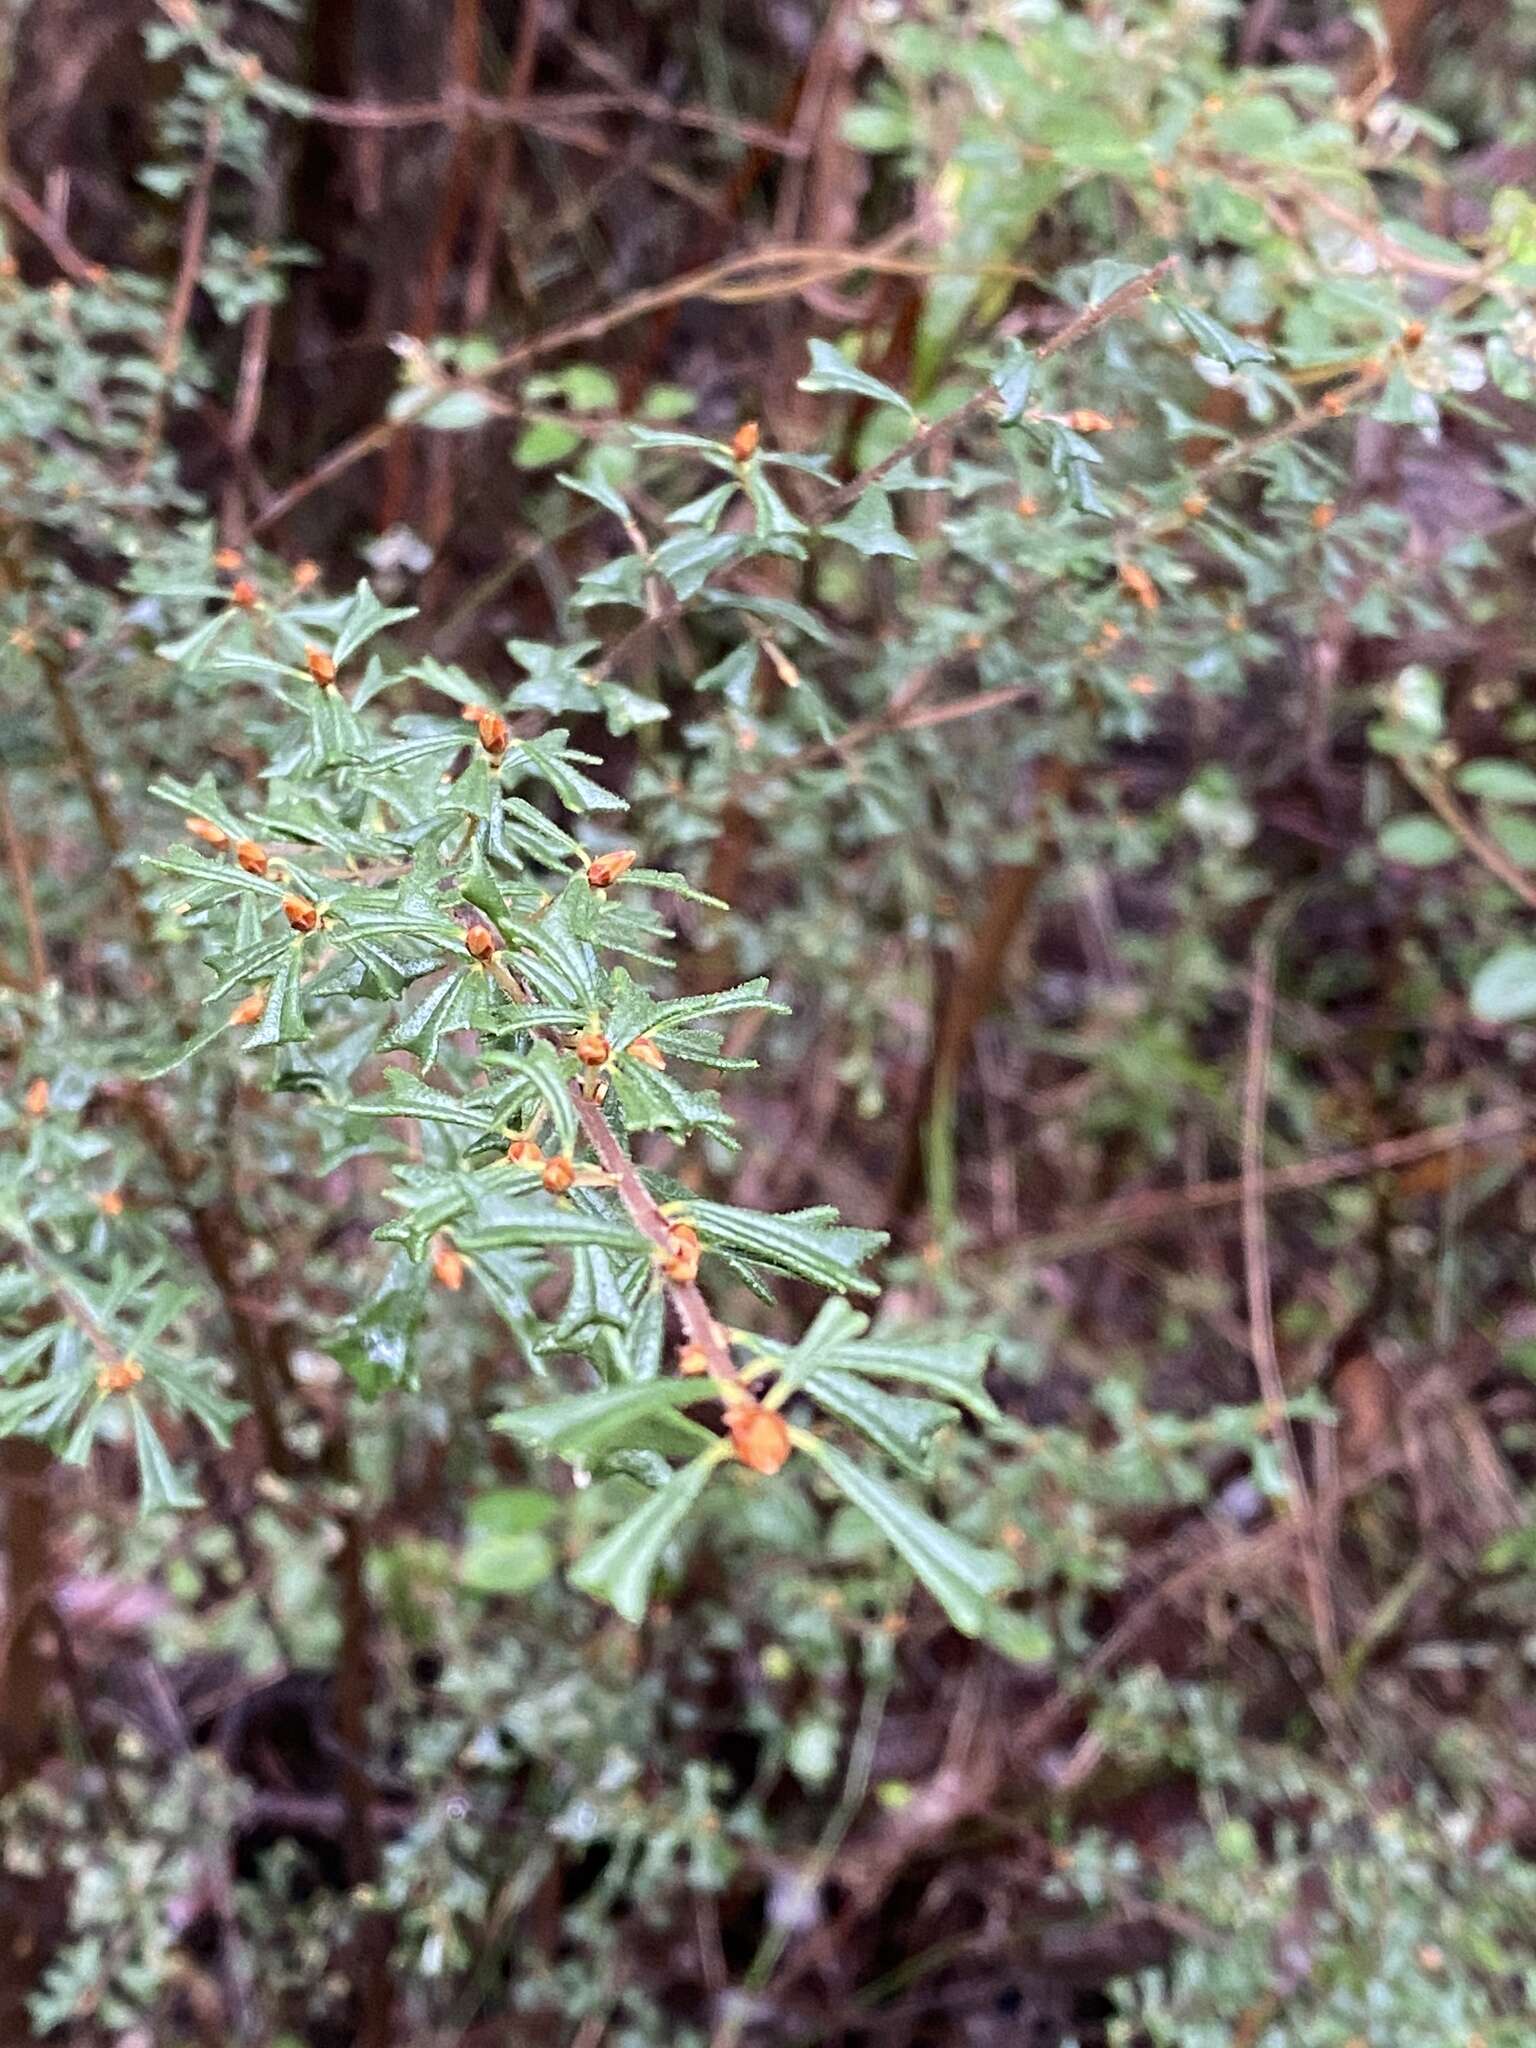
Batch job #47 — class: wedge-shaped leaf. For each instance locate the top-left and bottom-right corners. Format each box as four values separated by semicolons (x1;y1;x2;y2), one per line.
621;977;781;1046
1455;759;1536;805
386;967;488;1068
651;531;748;601
463;1245;547;1373
514;730;626;813
809;1440;1020;1637
568;1447;724;1622
492;793;586;872
823;489;917;561
351;1069;504;1135
129;1400;201;1514
456;1200;647;1257
810;1319;999;1421
804;1369;956;1477
609;1060;735;1146
245;939;309;1049
798;338;915;417
1169;301;1270;368
485;1041;578;1155
494;1379;715;1461
333;581;419;665
687;1199;885;1295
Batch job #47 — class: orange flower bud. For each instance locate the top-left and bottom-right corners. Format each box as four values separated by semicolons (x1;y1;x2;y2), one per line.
464;924;497;960
677;1343;709;1376
292;559;321;590
541;1154;575;1194
727;1401;791;1475
585;848;637;890
731;420;761;463
95;1189;125;1217
506;1136;545;1169
1321;389;1347;417
229;990;266;1027
213;547;243;573
574;1028;611;1068
627;1036;666;1071
283;894;319;933
1066;409;1114;433
23;1077;49;1116
1180;492;1208;519
305;645;337;685
431;1238;465;1290
186;815;229;847
659;1220;701;1286
477;710;509;755
96;1357;144;1397
460;702;488;723
231;578;258;609
236;839;269;876
1118;562;1160;612
1402;320;1426;350
1127;673;1158;696
1311;502;1336;531
1015;494;1039;518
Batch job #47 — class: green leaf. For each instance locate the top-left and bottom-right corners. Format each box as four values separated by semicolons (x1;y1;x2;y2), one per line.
822;489;917;561
418;387;497;432
460;1530;555;1594
1455;759;1536;805
515;418;584;469
1377;817;1457;867
493;1379;715;1461
798;339;915;417
128;1400;201;1514
1469;945;1536;1025
687;1199;885;1295
467;1487;559;1535
804;1369;956;1476
245;939;309;1048
568;1448;724;1622
1169;301;1270;369
808;1439;1019;1638
333;582;418;665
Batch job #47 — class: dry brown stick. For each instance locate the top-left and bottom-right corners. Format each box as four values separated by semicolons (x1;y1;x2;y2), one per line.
0;175;106;286
463;0;544;328
1241;934;1339;1678
0;767;47;989
131;115;222;485
303;85;811;156
1002;1104;1529;1261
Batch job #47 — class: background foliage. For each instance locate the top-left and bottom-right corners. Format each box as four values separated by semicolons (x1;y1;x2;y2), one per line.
4;0;1536;2042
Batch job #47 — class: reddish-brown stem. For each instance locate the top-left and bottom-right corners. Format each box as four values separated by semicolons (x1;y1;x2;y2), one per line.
0;768;47;989
132;115;222;485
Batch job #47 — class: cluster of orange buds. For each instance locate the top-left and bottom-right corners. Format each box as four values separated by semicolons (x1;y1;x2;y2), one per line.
1065;409;1115;433
305;645;337;686
185;815;229;848
464;923;498;961
506;1135;544;1169
1180;491;1208;519
1311;502;1336;531
1118;561;1160;613
236;839;269;876
659;1219;701;1286
23;1077;49;1117
94;1189;125;1217
229;989;266;1027
1401;319;1427;351
477;710;510;757
585;847;637;890
541;1154;576;1195
96;1356;144;1397
626;1036;665;1071
574;1026;610;1068
283;893;320;933
1015;494;1039;519
726;1398;792;1475
730;419;760;463
213;546;243;575
431;1237;465;1290
230;578;259;609
293;559;321;591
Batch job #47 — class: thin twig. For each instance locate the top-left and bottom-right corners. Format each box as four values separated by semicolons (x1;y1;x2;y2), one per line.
1002;1105;1529;1261
0;174;106;285
1241;932;1338;1678
132;115;222;485
1408;768;1536;913
0;767;48;989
